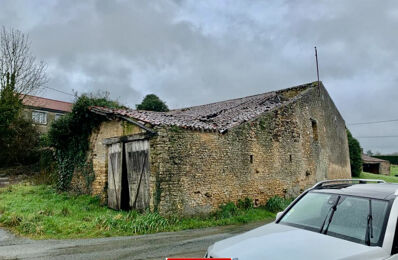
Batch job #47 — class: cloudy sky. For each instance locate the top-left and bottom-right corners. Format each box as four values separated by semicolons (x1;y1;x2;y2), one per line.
1;0;397;154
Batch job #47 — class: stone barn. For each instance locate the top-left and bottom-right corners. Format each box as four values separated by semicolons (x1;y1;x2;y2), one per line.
362;154;390;175
85;82;350;216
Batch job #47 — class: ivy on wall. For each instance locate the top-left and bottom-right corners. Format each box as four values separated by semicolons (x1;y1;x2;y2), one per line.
49;94;121;191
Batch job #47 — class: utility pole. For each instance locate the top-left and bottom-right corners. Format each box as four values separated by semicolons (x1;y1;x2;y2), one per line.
314;46;321;97
314;46;320;87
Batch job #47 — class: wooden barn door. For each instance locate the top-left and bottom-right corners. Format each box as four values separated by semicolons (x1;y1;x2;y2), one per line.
125;140;150;211
107;143;123;210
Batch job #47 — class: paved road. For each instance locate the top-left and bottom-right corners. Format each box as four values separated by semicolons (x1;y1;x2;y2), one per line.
0;220;271;259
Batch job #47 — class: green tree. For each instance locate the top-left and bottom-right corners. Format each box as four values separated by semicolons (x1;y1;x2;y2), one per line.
0;73;21;160
0;73;21;133
136;94;169;112
0;27;46;166
347;129;362;177
0;73;39;165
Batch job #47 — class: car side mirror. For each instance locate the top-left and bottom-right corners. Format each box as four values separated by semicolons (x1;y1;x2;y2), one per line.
276;211;283;220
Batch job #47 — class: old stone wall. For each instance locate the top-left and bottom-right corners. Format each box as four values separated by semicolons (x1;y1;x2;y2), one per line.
149;85;350;216
84;120;144;199
83;84;350;216
380;161;391;176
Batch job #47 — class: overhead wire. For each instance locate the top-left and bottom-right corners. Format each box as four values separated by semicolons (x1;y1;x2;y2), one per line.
356;136;398;139
348;119;398;126
42;86;75;97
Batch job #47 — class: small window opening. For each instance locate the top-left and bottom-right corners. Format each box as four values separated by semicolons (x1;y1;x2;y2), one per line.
289;154;292;162
311;119;318;141
250;155;254;164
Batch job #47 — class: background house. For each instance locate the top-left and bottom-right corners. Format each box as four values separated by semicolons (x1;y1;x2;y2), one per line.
22;95;73;133
80;82;350;216
362;154;390;175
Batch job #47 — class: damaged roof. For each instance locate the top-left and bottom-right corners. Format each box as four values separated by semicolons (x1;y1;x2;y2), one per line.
90;82;316;133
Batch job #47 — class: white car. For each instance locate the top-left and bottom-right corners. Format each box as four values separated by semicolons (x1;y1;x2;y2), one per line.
206;179;398;260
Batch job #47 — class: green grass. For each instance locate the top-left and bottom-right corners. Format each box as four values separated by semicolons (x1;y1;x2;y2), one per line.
358;171;398;183
391;165;398;176
0;184;275;239
357;165;398;183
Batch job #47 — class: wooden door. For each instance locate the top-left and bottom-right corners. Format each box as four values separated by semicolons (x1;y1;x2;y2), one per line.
125;140;150;211
107;143;123;210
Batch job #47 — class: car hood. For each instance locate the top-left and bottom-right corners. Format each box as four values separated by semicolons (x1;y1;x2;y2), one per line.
208;223;387;260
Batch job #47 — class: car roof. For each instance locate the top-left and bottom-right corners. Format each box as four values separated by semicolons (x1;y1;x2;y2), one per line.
311;183;398;200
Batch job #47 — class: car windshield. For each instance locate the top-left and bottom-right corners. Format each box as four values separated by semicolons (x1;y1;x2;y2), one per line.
279;192;390;246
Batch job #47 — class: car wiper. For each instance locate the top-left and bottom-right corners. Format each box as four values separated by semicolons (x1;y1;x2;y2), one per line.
319;195;341;234
365;199;374;246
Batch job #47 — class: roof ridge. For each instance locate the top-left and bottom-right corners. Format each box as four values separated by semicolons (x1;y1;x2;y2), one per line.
22;94;73;105
90;81;317;133
161;81;317;112
169;91;276;112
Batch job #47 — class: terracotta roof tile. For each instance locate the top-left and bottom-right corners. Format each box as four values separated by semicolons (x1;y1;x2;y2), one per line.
90;82;314;133
22;95;73;112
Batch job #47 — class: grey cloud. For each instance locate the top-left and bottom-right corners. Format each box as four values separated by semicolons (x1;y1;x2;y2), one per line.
1;0;397;153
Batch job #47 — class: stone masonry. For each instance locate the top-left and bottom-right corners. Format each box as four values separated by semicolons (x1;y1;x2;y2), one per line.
83;82;351;216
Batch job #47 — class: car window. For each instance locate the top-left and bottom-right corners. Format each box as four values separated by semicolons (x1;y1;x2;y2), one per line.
327;197;388;245
279;192;390;246
281;193;331;231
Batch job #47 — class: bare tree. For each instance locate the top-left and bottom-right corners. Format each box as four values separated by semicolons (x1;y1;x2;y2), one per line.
0;26;47;95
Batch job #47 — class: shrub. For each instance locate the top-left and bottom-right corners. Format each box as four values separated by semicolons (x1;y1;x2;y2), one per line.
265;196;292;213
373;155;398;165
34;147;56;185
215;202;238;219
0;117;40;166
48;93;121;191
347;129;362;177
237;197;253;210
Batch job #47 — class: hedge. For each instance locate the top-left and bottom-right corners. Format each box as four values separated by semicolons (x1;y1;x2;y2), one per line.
373;156;398;165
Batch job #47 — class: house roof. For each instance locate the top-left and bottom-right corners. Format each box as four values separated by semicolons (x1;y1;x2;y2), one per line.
90;82;316;133
22;95;73;113
362;154;388;164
